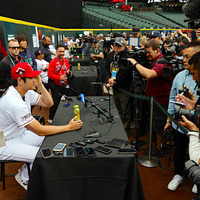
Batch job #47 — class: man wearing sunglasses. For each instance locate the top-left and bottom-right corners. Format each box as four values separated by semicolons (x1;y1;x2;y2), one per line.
0;39;22;89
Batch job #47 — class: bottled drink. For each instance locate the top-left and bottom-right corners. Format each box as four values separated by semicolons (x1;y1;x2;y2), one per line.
74;105;80;121
78;63;81;70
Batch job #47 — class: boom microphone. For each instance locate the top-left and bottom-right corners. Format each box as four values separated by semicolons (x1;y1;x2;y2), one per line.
182;0;200;20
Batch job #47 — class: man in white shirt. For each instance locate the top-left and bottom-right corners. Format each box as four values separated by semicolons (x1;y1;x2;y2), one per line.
35;48;50;91
0;62;83;189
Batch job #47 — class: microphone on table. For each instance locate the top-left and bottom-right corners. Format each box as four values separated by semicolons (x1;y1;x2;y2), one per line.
58;93;101;138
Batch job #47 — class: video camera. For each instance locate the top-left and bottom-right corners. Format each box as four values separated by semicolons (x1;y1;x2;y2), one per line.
157;57;184;77
126;47;149;94
103;36;115;51
127;47;149;67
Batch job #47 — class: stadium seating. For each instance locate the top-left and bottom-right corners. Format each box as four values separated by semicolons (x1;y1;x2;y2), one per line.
83;5;188;29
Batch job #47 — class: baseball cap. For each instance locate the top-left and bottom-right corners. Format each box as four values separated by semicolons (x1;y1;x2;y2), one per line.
34;48;44;57
11;62;41;79
132;26;140;33
92;39;99;43
114;37;126;46
63;43;68;47
149;31;161;38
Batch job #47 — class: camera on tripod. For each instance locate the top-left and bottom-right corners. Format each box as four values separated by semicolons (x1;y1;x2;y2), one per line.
126;47;149;94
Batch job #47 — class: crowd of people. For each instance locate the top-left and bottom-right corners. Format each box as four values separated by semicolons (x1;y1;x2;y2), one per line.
1;26;200;199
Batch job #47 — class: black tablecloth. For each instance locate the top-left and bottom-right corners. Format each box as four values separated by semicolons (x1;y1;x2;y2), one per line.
68;65;102;96
26;97;145;200
70;56;91;66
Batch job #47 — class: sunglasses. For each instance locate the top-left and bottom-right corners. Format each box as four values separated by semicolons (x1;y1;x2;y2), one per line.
9;46;20;49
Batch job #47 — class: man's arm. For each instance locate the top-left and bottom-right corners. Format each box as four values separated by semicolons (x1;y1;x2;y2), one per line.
128;58;157;79
26;117;83;136
35;75;53;107
180;115;200;165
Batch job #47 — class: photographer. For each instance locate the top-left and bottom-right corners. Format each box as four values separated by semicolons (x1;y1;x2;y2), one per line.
164;41;200;192
105;37;133;137
128;39;172;149
176;51;200;199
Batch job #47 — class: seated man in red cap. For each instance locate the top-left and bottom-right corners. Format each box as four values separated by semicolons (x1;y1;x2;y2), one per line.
0;62;83;190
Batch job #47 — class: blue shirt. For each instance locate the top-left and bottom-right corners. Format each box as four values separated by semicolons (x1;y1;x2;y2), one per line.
167;69;198;133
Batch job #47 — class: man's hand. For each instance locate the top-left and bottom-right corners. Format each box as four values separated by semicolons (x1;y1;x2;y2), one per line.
35;75;43;87
178;115;199;131
60;74;68;81
164;121;172;132
106;78;116;88
67;117;83;131
175;94;196;109
128;58;137;65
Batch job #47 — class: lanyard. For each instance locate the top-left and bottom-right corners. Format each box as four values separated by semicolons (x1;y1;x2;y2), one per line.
56;57;65;75
8;54;18;67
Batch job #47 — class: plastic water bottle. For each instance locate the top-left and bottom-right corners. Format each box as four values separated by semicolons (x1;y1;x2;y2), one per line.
74;105;80;121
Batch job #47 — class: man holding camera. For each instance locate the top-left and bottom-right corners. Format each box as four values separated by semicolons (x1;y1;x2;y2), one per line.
164;41;200;192
47;44;71;124
174;51;200;199
128;39;172;148
105;37;133;137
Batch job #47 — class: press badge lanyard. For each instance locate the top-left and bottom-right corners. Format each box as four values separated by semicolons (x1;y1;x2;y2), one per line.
111;54;120;80
56;57;65;75
8;54;19;67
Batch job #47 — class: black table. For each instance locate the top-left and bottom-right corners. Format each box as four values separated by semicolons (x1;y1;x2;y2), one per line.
68;65;102;96
26;97;145;200
70;56;91;66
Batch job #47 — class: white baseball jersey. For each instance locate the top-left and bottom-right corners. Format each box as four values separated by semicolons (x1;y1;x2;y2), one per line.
0;86;40;140
36;59;49;84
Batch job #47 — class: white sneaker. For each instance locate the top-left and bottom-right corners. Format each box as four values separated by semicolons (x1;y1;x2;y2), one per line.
61;95;66;101
15;172;28;190
167;175;183;191
192;184;198;194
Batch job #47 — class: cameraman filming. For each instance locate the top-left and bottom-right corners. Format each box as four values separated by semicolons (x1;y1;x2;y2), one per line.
128;39;172;150
176;51;200;199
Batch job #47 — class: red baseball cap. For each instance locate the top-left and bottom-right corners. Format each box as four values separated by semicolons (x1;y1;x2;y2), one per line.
11;62;41;79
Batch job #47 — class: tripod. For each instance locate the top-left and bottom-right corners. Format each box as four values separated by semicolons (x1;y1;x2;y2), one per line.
130;79;147;151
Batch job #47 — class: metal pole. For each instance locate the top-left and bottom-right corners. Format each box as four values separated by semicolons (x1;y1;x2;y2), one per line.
138;96;159;168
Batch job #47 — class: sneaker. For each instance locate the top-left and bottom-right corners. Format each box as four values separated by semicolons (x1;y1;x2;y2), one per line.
61;95;66;101
47;119;52;124
192;184;198;194
167;175;183;191
15;172;28;190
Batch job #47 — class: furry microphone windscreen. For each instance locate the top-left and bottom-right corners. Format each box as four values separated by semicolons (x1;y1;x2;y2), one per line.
182;0;200;20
